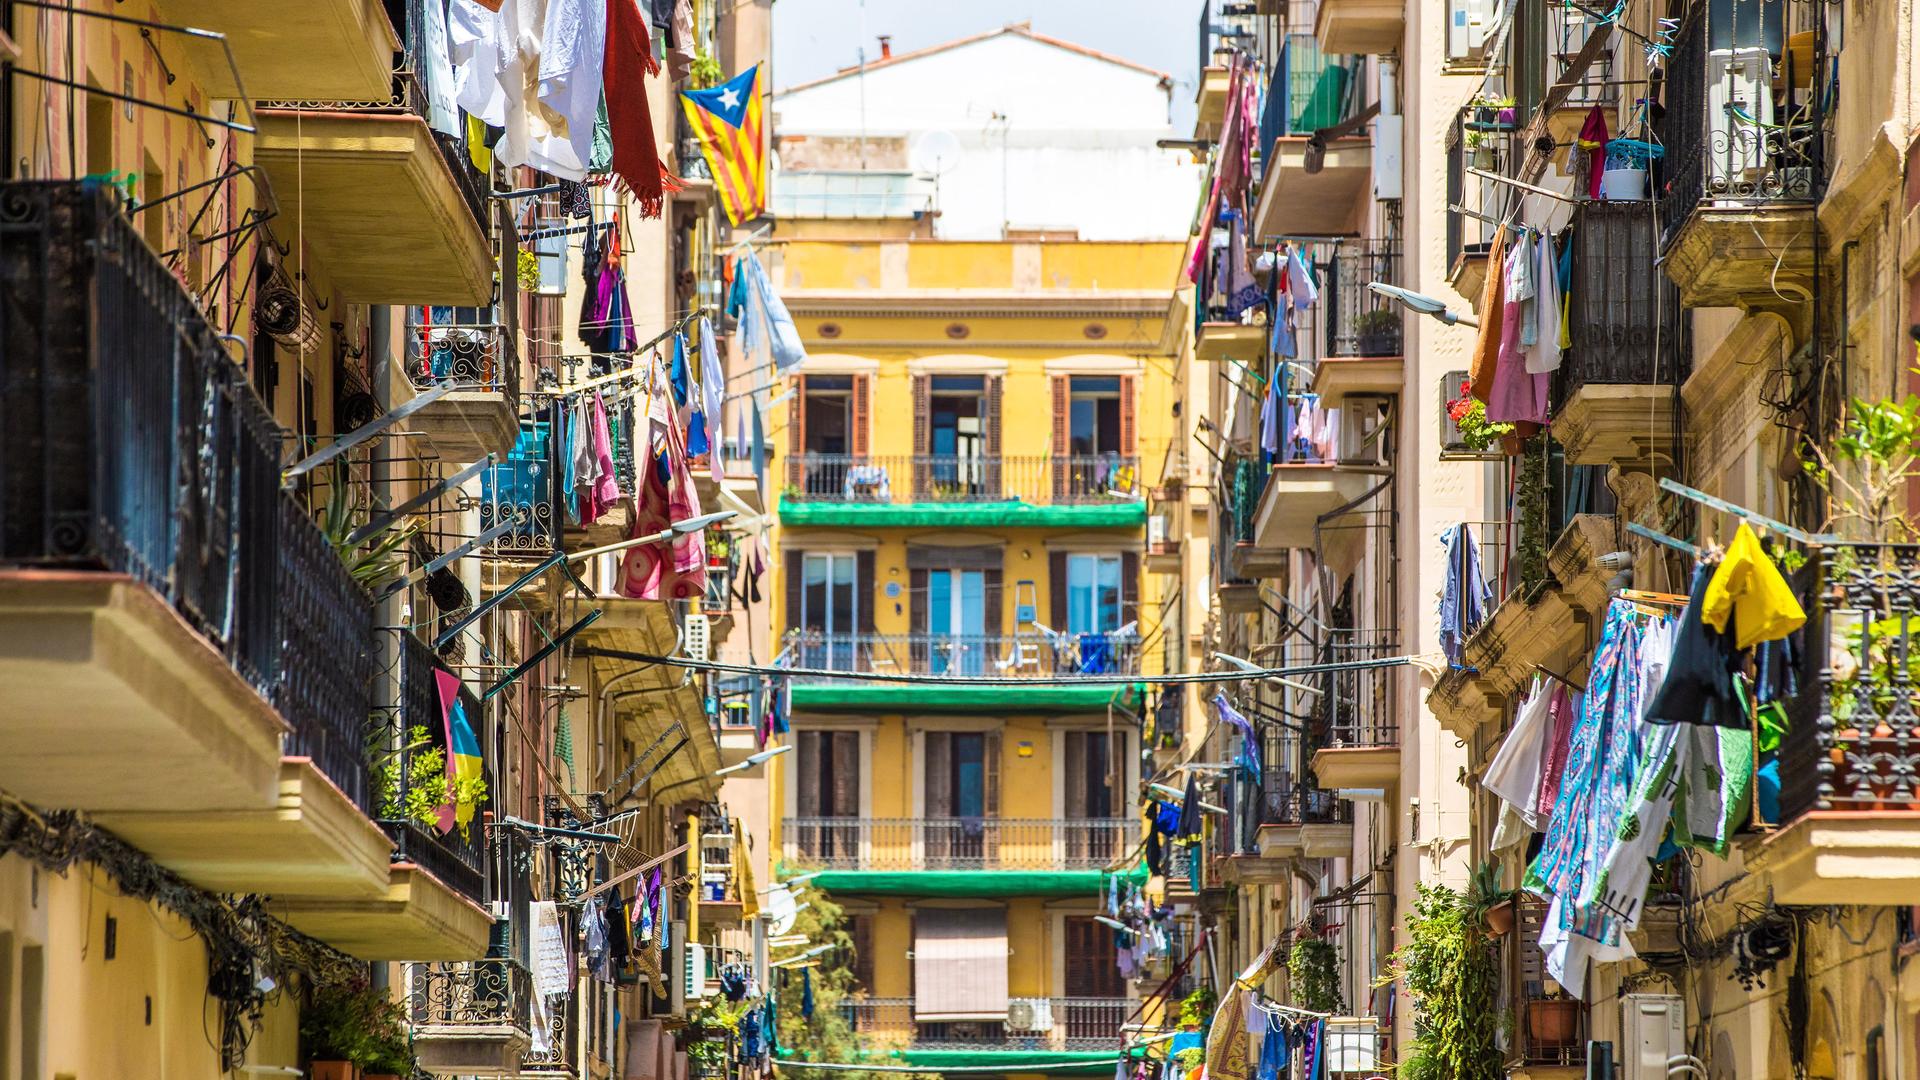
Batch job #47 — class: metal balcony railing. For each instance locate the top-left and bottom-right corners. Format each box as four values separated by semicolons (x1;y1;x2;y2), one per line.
384;632;489;906
1218;727;1353;856
0;181;375;812
1321;239;1402;358
782;818;1136;871
1507;898;1589;1067
405;306;518;397
841;997;1132;1050
1322;631;1399;749
1556;202;1690;406
481;421;561;555
1657;0;1833;249
406;958;533;1034
783;454;1141;506
1445;105;1515;268
781;632;1139;679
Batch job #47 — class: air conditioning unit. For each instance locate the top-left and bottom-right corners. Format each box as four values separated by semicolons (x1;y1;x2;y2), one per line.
684;614;711;662
1704;47;1773;196
685;941;709;1000
1619;993;1685;1080
1006;998;1054;1033
1338;394;1393;466
1323;1017;1379;1074
1448;0;1495;59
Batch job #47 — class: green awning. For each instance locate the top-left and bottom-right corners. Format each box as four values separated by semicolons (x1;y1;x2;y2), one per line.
778;499;1146;529
896;1050;1129;1072
791;683;1142;715
804;868;1145;898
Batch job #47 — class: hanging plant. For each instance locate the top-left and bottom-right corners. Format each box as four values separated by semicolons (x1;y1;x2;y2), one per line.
1287;936;1345;1014
371;723;489;841
690;51;724;89
1512;439;1550;591
1380;884;1503;1080
1446;381;1512;452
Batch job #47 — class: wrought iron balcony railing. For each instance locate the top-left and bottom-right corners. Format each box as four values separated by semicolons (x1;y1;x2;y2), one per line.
1556;201;1690;404
1321;239;1402;358
1657;0;1833;249
841;997;1131;1050
406;957;533;1035
405;306;519;397
481;421;561;555
781;632;1139;680
782;817;1136;871
384;631;489;906
783;454;1141;506
0;181;375;812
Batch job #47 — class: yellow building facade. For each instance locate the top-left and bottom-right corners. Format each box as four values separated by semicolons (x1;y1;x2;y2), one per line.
763;236;1186;1071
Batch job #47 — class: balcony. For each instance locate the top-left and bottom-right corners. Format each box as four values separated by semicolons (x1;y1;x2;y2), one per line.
1253;136;1371;239
1314;0;1403;55
1310;634;1401;789
160;0;399;100
1750;544;1920;904
256;63;494;305
1657;1;1831;310
1215;729;1353;869
1551;202;1686;468
1250;464;1381;551
0;181;395;886
1194;66;1232;141
782;818;1135;872
1506;900;1589;1073
1319;238;1402;359
1196;321;1266;366
778;454;1145;529
844;997;1131;1053
783;630;1140;713
407;958;535;1078
401;307;522;462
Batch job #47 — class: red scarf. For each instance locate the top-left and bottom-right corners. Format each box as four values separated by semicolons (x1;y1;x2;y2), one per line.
604;0;680;217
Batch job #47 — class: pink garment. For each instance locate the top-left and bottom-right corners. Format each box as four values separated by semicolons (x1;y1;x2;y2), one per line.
1487;292;1549;424
1535;686;1581;819
1185;175;1222;284
585;390;620;520
618;376;707;600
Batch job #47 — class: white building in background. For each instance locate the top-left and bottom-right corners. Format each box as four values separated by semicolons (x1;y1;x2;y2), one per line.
770;22;1201;241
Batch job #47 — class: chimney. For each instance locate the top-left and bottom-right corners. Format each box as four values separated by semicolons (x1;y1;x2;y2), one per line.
877;35;892;59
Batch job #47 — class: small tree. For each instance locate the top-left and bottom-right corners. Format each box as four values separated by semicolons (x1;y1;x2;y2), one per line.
1380;884;1502;1080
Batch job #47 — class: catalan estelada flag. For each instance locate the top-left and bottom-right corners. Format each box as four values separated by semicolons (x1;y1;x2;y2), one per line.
680;65;765;226
435;668;485;835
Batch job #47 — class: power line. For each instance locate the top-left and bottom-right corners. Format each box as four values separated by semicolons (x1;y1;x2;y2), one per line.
572;645;1415;687
773;1059;1136;1074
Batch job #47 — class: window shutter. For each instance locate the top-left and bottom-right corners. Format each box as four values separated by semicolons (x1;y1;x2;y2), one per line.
984;731;1000;817
924;732;952;817
850;913;875;992
788;375;806;489
1119;375;1137;455
1051;376;1069;501
785;550;804;634
911;567;929;635
830;731;860;816
857;550;876;634
1122;551;1140;627
1050;552;1069;633
912;375;930;497
984;568;1003;639
853;374;871;459
984;375;1003;497
1065;731;1088;819
797;731;822;817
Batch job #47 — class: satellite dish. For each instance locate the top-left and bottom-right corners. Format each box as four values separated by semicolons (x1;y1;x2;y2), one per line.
911;129;964;177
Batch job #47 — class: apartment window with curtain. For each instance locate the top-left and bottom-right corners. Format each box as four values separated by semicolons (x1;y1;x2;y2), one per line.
1067;376;1122;454
788;373;870;494
912;908;1009;1024
909;546;1003;676
914;373;1001;499
1066;554;1123;634
924;730;1001;864
1052;374;1135;500
786;550;873;669
1064;731;1125;864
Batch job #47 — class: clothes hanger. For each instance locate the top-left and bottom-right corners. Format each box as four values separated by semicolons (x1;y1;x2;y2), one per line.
1533;662;1588;694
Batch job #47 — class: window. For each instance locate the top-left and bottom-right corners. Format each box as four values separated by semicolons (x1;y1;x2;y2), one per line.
1063;916;1125;998
927;569;987;674
1067;376;1122;455
928;375;987;495
1066;554;1123;635
925;731;1000;864
794;730;861;861
1064;731;1125;863
800;551;860;639
912;909;1009;1021
803;375;855;455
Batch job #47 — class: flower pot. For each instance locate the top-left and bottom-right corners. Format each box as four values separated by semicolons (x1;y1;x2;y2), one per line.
1496;107;1517;125
1526;999;1583;1049
309;1062;357;1080
1500;431;1529;456
1356;330;1399;357
1485;897;1516;937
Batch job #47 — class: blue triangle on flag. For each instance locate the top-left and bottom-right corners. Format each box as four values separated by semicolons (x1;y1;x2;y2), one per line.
683;65;757;128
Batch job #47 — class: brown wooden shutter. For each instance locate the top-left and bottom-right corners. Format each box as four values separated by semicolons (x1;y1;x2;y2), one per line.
1065;917;1124;997
830;731;860;816
910;567;929;634
850;913;875;992
1121;551;1140;627
983;731;1000;817
912;375;930;497
852;374;871;459
786;550;804;633
984;567;1003;638
1051;376;1070;501
1050;552;1069;632
797;730;822;817
857;550;876;634
1119;374;1137;455
924;732;951;817
1065;731;1088;819
984;375;1003;498
788;375;806;489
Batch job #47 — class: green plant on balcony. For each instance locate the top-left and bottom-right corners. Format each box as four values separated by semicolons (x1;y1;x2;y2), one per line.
690;50;724;89
518;248;542;292
1176;986;1217;1031
320;460;420;592
1512;439;1550;592
1464;859;1516;936
1352;307;1400;357
1287;935;1344;1014
371;723;490;841
1445;381;1512;452
1380;883;1502;1080
301;982;413;1079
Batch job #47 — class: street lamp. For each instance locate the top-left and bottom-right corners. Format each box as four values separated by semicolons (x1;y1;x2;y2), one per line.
566;509;738;564
714;743;794;778
1213;651;1322;696
1366;282;1480;328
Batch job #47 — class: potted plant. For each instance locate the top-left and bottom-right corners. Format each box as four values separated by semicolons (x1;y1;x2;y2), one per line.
1465;860;1516;937
371;723;490;842
1288;935;1345;1013
1525;995;1585;1049
1467;95;1516;130
301;983;410;1080
1352;308;1400;356
1464;128;1495;170
1444;381;1512;453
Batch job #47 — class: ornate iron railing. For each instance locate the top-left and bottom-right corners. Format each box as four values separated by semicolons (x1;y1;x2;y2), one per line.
406;958;533;1033
780;631;1139;679
782;817;1136;871
783;454;1141;505
481;421;561;555
0;181;374;811
1321;239;1402;358
1558;201;1689;404
1657;0;1832;249
405;306;516;395
840;997;1132;1050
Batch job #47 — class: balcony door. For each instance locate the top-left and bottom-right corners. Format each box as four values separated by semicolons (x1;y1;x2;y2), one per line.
927;569;986;675
1063;731;1124;865
924;731;999;866
791;550;871;670
914;373;1000;499
789;374;869;494
1048;551;1137;674
1052;374;1135;500
795;729;862;864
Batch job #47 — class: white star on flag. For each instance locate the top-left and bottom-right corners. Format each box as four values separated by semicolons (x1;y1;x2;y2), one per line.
718;87;741;109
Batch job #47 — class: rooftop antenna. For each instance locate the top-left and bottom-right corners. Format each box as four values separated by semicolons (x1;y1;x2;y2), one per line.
910;129;963;231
